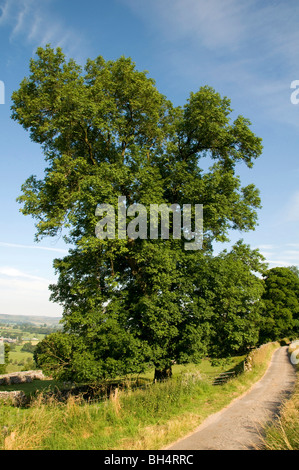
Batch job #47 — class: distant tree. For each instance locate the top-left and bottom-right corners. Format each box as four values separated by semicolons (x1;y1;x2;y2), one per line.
21;342;36;353
260;267;299;342
21;358;36;371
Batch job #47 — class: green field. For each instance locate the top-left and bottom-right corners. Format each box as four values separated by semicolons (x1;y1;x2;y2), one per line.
0;320;60;374
6;346;35;373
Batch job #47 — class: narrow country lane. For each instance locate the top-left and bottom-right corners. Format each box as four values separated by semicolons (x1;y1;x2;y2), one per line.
166;346;296;450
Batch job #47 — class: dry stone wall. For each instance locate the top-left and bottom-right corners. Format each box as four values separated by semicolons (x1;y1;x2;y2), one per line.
0;370;46;385
0;390;27;405
0;370;46;405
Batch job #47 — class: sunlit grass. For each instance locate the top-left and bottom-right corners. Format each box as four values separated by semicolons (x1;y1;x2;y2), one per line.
0;343;279;450
262;341;299;450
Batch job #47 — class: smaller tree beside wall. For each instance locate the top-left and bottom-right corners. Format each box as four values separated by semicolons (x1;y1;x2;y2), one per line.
259;267;299;343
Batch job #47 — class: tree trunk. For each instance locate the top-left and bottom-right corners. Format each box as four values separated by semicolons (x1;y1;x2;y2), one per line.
154;366;172;382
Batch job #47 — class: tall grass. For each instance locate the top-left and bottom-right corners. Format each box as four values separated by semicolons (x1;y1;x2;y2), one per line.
262;340;299;450
0;375;213;450
0;342;280;450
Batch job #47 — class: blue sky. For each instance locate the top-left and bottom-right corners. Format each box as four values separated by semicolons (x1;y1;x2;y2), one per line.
1;0;299;317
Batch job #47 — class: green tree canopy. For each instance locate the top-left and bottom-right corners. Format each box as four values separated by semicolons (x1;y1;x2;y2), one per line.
193;241;267;357
260;267;299;342
12;46;263;381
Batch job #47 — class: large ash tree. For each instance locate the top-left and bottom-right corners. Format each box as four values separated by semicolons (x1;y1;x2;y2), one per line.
12;46;263;381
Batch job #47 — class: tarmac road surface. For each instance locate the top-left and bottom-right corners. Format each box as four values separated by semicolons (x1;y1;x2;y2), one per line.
166;346;296;450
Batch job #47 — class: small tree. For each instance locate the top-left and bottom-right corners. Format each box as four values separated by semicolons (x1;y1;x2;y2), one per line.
260;267;299;342
194;241;267;357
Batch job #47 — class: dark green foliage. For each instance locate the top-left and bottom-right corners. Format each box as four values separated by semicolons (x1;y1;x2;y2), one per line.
193;241;267;357
21;342;37;354
12;46;264;381
259;267;299;342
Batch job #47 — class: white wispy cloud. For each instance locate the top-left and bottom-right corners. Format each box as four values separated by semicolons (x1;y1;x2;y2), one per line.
0;266;54;284
124;0;247;50
124;0;299;64
0;264;61;316
0;241;68;254
285;191;299;222
0;0;87;59
258;246;299;268
257;244;276;251
123;0;299;127
267;259;292;267
0;0;13;25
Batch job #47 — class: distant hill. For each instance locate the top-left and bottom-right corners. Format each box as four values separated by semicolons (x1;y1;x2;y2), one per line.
0;314;62;326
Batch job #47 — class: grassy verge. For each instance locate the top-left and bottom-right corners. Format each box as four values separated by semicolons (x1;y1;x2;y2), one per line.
0;380;63;396
0;342;279;450
262;340;299;450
